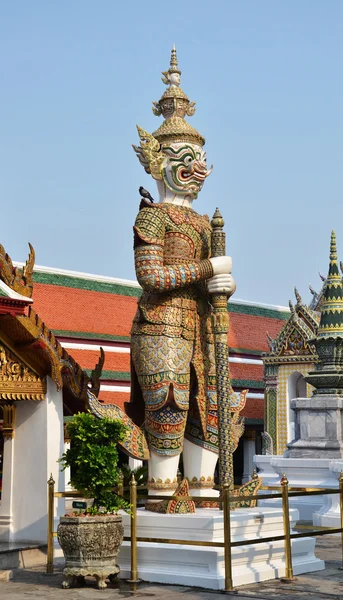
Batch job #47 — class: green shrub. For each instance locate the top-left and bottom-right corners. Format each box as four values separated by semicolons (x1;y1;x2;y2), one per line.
59;412;129;514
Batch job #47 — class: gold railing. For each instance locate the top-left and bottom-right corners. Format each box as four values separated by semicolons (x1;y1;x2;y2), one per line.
47;471;343;591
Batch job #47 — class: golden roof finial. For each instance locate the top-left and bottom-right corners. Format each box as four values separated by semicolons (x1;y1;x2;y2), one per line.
330;230;337;261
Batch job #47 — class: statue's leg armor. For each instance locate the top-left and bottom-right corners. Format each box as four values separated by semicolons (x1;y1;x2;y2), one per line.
147;452;180;497
145;404;187;498
131;334;192;498
183;439;219;498
184;334;219;498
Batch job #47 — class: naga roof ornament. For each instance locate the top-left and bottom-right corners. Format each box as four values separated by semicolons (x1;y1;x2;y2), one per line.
0;242;35;298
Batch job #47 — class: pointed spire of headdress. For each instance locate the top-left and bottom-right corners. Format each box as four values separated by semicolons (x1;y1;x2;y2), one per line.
151;46;203;146
170;44;181;74
161;44;181;85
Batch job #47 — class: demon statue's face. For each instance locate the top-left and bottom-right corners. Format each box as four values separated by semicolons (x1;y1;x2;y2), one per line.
133;128;212;200
161;143;212;197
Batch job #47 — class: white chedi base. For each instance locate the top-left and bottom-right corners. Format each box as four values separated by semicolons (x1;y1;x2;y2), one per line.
313;459;343;528
253;454;280;486
118;507;324;589
254;456;336;521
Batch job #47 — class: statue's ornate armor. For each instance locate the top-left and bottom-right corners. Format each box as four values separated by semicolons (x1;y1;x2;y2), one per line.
128;199;219;457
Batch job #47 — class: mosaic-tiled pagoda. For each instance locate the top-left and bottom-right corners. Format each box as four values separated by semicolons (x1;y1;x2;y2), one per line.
287;231;343;458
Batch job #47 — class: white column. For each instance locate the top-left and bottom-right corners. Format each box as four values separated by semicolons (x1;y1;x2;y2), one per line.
0;436;14;541
128;457;143;470
242;432;256;483
11;377;65;543
63;442;72;492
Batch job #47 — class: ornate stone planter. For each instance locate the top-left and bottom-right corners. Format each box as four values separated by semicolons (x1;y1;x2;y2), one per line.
57;514;124;589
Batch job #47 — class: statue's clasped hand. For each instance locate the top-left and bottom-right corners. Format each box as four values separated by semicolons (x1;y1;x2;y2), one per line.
208;256;236;297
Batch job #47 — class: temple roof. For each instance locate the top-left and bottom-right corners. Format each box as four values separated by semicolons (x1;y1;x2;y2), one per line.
0;242;101;408
263;287;320;365
263;233;343;366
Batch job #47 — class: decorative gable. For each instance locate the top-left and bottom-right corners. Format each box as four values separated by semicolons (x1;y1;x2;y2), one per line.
0;342;46;400
264;288;319;366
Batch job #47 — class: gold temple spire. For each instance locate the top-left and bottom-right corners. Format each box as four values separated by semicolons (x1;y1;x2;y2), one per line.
330;230;338;261
317;230;343;338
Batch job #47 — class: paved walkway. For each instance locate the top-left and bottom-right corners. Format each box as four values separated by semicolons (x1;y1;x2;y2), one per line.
0;536;342;600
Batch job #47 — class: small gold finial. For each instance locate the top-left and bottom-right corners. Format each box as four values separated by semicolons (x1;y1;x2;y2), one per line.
211;208;225;230
280;473;288;486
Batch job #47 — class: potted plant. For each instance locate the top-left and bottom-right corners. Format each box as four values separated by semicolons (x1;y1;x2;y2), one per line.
57;412;129;589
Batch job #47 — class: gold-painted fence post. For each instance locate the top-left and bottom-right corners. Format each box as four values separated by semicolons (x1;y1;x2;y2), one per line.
281;474;295;582
47;474;55;574
339;470;343;570
223;483;233;591
118;470;124;497
128;474;140;584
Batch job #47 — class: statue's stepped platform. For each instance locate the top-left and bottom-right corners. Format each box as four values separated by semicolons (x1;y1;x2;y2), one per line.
119;507;324;589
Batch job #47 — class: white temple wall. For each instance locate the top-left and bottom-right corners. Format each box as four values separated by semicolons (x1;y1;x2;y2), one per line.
10;377;64;543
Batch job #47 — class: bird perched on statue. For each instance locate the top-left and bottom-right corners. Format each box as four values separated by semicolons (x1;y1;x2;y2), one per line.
139;186;155;203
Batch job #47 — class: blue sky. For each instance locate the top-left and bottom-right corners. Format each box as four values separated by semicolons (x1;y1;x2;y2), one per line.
1;1;342;305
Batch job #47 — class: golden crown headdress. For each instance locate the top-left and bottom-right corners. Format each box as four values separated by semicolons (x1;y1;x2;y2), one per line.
133;46;205;179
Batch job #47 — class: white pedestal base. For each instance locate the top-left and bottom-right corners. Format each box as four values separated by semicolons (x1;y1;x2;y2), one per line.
257;457;336;521
253;454;280;486
313;459;343;528
118;507;324;589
